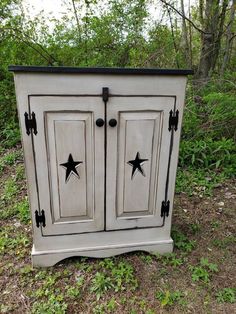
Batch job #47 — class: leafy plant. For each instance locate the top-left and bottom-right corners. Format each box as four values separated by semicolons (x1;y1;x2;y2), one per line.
156;290;184;307
157;253;184;268
212;236;236;248
1;150;22;165
0;226;30;255
0;122;21;149
190;258;218;283
90;272;113;300
171;228;195;252
1;178;18;202
32;294;67;314
216;288;236;303
66;275;84;298
17;198;30;223
179;138;236;172
140;253;153;264
111;261;138;292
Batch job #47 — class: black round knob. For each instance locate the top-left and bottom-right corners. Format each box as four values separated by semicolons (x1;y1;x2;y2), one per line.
96;118;105;127
109;119;117;127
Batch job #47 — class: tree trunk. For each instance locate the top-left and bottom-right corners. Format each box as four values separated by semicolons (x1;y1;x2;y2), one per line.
180;0;191;67
197;0;228;80
211;0;228;72
220;0;236;75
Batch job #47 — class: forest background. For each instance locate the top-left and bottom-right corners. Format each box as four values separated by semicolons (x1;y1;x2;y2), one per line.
0;0;235;193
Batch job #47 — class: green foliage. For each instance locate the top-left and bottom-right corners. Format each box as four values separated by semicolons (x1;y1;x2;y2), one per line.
171;228;195;252
32;294;68;314
65;278;84;298
216;288;236;303
92;297;117;314
190;258;218;283
212;236;236;248
0;122;21;148
179;138;235;172
0;226;29;255
140;253;153;264
159;253;184;268
177;137;236;195
90;272;114;300
202;92;236;139
0;150;23;175
177;76;236;195
156;290;184;307
1;177;18;202
17;198;30;223
111;261;138;292
189;223;201;234
90;259;138;299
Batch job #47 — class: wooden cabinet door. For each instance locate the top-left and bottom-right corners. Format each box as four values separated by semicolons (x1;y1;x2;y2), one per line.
106;97;175;230
30;96;104;235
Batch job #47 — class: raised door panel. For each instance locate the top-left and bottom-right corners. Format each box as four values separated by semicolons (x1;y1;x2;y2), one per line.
106;97;175;230
30;96;104;235
117;112;161;217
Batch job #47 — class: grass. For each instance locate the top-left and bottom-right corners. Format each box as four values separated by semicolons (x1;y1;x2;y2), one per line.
0;145;235;313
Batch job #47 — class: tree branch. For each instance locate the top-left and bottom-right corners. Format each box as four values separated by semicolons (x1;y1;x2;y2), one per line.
1;27;56;64
159;0;210;34
71;0;81;38
1;27;59;64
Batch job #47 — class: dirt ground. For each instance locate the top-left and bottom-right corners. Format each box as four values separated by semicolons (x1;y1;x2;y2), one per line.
0;146;235;313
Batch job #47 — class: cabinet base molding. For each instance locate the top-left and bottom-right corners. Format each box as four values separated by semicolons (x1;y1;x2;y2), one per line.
32;239;173;267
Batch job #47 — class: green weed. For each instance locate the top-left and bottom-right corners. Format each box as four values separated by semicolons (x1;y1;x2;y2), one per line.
90;260;138;299
0;198;30;222
140;253;153;264
17;198;30;223
212;236;236;248
189;223;201;234
0;205;18;219
190;258;218;283
156;290;184;307
66;275;84;298
32;293;67;314
177;137;236;195
179;138;235;171
159;253;184;268
0;227;30;255
171;228;195;252
15;164;25;181
98;258;114;270
111;261;138;292
90;272;114;300
0;122;21;148
1;178;18;202
92;298;117;314
2;150;22;165
216;288;236;303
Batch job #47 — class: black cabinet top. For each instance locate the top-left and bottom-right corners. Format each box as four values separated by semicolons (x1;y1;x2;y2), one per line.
9;66;193;76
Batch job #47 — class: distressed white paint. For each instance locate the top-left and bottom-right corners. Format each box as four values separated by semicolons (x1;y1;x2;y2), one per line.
12;71;187;267
106;97;174;230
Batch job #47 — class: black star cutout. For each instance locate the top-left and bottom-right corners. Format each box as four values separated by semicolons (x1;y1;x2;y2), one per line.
60;153;83;183
127;152;148;179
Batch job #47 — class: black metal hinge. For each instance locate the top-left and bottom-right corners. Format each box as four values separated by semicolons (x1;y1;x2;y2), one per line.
161;200;170;217
168;110;179;131
24;112;37;135
35;210;46;228
102;87;109;103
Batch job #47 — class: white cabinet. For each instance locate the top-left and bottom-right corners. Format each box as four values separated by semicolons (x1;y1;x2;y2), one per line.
10;66;192;267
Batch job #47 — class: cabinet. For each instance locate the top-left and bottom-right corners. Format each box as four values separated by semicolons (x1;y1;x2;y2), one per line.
9;66;192;267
